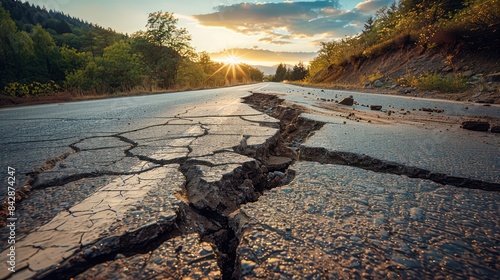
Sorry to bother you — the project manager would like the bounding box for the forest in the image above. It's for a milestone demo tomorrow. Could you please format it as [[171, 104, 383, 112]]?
[[0, 0, 264, 97], [309, 0, 500, 82]]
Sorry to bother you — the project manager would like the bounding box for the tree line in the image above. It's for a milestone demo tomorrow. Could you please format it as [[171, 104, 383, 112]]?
[[0, 0, 264, 97], [271, 62, 309, 82]]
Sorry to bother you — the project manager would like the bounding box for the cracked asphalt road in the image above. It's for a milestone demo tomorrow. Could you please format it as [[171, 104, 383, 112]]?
[[0, 83, 499, 279], [0, 84, 266, 194], [0, 84, 275, 279]]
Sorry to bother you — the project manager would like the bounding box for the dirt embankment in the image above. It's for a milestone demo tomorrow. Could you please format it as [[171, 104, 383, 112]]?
[[312, 46, 500, 104]]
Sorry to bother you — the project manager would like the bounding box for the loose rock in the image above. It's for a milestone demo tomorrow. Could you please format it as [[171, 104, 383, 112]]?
[[461, 121, 490, 132], [374, 80, 383, 87], [339, 96, 354, 106]]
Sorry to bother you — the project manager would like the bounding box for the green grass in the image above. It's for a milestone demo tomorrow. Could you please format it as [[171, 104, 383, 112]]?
[[412, 72, 467, 92]]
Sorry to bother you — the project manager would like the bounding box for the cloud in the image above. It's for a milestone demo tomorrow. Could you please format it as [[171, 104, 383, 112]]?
[[193, 1, 370, 44], [355, 0, 394, 13], [259, 33, 293, 45], [259, 37, 292, 45]]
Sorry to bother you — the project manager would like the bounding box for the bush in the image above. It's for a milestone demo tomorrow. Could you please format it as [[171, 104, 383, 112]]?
[[363, 33, 415, 58], [412, 72, 467, 92], [2, 81, 61, 97]]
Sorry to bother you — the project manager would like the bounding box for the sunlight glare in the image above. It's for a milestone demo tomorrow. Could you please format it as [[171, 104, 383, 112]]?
[[205, 50, 248, 86], [223, 54, 242, 66]]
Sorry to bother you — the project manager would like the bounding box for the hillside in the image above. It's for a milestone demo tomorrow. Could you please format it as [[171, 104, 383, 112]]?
[[0, 0, 122, 50], [1, 0, 88, 29], [313, 45, 500, 103], [309, 0, 500, 104]]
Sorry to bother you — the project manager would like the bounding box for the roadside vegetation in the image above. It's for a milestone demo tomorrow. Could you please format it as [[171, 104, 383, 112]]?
[[308, 0, 500, 93], [402, 71, 468, 92], [269, 62, 309, 82], [0, 0, 264, 100]]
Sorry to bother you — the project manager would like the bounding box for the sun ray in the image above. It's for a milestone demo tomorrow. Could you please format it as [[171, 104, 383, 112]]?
[[204, 49, 250, 85], [223, 54, 242, 66]]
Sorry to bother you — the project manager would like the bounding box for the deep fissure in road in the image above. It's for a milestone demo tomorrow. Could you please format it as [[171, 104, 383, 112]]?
[[1, 97, 319, 279], [28, 102, 309, 279]]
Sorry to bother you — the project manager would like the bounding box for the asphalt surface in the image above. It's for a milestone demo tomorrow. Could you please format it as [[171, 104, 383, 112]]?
[[0, 82, 498, 279], [0, 84, 266, 198]]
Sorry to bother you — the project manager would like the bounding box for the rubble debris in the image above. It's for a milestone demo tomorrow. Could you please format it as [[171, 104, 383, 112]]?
[[338, 95, 354, 106], [461, 121, 490, 132]]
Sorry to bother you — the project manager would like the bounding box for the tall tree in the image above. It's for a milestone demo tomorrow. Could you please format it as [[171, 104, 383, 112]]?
[[30, 24, 64, 82], [273, 63, 288, 82], [141, 11, 193, 88], [363, 16, 374, 33], [198, 51, 212, 73]]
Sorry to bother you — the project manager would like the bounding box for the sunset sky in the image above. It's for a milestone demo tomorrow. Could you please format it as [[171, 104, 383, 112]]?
[[27, 0, 394, 66]]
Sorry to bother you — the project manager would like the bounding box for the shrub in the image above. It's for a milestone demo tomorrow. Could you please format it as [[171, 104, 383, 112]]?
[[368, 71, 384, 83], [362, 33, 414, 58], [2, 81, 61, 97], [412, 72, 467, 92]]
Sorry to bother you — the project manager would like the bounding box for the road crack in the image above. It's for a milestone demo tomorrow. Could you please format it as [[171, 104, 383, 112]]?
[[244, 92, 499, 192]]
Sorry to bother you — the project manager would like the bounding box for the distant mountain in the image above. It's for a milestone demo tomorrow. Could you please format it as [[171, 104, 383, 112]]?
[[252, 64, 295, 75]]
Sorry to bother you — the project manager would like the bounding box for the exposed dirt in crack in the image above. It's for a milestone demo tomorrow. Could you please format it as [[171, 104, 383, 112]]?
[[178, 155, 296, 279], [170, 92, 325, 280], [242, 92, 325, 159]]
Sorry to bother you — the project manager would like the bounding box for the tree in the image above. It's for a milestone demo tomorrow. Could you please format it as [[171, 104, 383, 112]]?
[[131, 32, 181, 89], [64, 60, 102, 93], [176, 59, 205, 88], [198, 51, 212, 73], [273, 63, 288, 82], [81, 27, 123, 58], [141, 11, 193, 88], [0, 4, 20, 88], [65, 41, 144, 93], [30, 24, 64, 83], [144, 11, 191, 52], [100, 40, 144, 92], [363, 16, 374, 33], [290, 62, 308, 81], [246, 65, 264, 82], [9, 31, 34, 83], [59, 45, 88, 74]]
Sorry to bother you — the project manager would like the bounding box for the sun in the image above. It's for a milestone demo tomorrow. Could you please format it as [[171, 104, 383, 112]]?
[[205, 50, 249, 85], [222, 54, 242, 66]]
